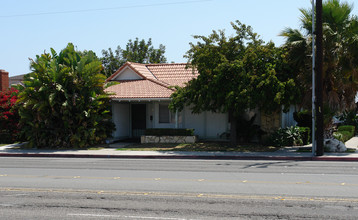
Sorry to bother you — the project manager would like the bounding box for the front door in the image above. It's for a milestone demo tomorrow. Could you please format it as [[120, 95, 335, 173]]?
[[131, 104, 146, 138]]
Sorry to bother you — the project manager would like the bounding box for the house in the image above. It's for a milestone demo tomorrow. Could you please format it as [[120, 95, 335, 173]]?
[[0, 65, 296, 141], [105, 62, 231, 140], [9, 74, 26, 87], [105, 62, 297, 140]]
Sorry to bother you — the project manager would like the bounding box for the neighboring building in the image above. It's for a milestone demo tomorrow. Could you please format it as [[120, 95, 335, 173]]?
[[0, 69, 9, 92], [9, 74, 26, 87], [0, 70, 26, 91]]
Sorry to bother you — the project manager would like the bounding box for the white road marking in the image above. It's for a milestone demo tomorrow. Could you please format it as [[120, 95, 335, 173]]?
[[67, 213, 197, 219], [3, 194, 28, 197]]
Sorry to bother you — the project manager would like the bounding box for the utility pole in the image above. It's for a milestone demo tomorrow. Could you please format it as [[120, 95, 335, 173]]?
[[311, 0, 316, 156], [315, 0, 324, 156]]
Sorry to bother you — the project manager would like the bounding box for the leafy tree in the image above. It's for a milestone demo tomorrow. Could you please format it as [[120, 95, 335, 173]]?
[[280, 0, 358, 114], [169, 21, 300, 146], [101, 47, 122, 78], [18, 43, 114, 148], [0, 87, 20, 143], [101, 38, 167, 77]]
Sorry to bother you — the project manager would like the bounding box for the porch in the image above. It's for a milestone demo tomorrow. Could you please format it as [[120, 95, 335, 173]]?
[[111, 100, 229, 140]]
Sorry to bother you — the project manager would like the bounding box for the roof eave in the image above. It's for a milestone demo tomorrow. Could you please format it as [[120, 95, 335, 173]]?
[[111, 97, 172, 102]]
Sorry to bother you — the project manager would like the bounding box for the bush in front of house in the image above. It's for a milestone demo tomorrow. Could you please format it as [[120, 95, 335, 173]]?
[[337, 110, 358, 129], [298, 126, 311, 145], [293, 110, 311, 128], [144, 128, 194, 136], [17, 43, 115, 149], [337, 125, 355, 134], [268, 126, 310, 147], [236, 114, 264, 143], [0, 87, 20, 144], [333, 125, 355, 143]]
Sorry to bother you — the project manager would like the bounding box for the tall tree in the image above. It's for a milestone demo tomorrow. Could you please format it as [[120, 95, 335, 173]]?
[[101, 38, 167, 77], [169, 21, 300, 146], [18, 43, 114, 148], [281, 0, 358, 118]]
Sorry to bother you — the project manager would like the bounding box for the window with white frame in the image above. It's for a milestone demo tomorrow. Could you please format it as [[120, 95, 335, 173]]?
[[159, 104, 170, 123], [158, 104, 180, 124]]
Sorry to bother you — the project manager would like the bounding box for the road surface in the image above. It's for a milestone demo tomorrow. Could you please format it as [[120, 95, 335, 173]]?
[[0, 157, 358, 219]]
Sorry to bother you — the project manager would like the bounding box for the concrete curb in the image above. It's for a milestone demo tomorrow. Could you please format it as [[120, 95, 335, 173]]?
[[0, 153, 358, 161]]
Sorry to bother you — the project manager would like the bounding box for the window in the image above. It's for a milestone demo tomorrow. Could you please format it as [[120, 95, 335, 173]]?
[[159, 103, 181, 124], [159, 104, 170, 123]]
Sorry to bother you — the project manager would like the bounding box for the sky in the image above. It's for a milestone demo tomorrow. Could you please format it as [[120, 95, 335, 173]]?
[[1, 0, 357, 77]]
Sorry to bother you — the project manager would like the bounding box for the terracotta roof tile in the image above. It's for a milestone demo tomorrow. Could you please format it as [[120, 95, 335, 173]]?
[[146, 63, 198, 87], [128, 62, 157, 81], [106, 80, 173, 99], [105, 62, 198, 100]]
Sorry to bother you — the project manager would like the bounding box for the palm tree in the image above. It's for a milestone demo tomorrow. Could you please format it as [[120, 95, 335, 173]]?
[[281, 0, 358, 113]]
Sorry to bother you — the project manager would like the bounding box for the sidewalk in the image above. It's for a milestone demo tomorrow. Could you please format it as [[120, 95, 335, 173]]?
[[0, 138, 357, 161]]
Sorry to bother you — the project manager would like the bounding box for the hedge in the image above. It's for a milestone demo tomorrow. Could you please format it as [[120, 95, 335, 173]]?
[[337, 125, 355, 134], [144, 128, 194, 136], [333, 125, 355, 143]]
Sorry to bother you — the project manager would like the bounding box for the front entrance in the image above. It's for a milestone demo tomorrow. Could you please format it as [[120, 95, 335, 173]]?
[[131, 104, 146, 138]]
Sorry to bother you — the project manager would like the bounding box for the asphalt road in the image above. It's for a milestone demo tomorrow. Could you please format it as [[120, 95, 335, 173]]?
[[1, 157, 358, 219]]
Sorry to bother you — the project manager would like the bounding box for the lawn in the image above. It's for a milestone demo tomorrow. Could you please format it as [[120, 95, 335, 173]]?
[[10, 142, 105, 150], [116, 142, 280, 152]]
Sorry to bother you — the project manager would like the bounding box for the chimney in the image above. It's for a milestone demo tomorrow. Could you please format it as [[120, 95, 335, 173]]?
[[0, 69, 9, 92]]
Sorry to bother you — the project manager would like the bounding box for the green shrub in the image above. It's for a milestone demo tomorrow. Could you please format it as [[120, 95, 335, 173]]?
[[145, 128, 194, 136], [0, 133, 13, 144], [298, 127, 311, 145], [293, 110, 311, 128], [337, 125, 355, 134], [268, 126, 305, 147], [333, 125, 355, 142], [337, 110, 358, 129], [333, 131, 351, 143], [236, 114, 264, 143]]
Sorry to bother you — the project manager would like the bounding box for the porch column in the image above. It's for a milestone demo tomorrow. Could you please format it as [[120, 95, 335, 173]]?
[[175, 109, 178, 128]]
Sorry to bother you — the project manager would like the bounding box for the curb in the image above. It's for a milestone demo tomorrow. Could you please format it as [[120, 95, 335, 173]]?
[[0, 153, 358, 161]]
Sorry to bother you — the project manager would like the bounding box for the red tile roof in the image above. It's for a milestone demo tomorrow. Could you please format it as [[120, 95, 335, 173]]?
[[105, 62, 198, 100], [129, 62, 157, 81], [106, 80, 174, 99], [146, 63, 198, 87]]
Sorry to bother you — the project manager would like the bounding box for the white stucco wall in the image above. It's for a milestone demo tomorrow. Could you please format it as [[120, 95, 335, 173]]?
[[182, 106, 228, 139], [182, 107, 205, 137], [111, 101, 228, 140], [205, 111, 228, 138], [112, 102, 130, 139], [146, 103, 154, 129], [281, 105, 297, 128], [114, 67, 142, 80]]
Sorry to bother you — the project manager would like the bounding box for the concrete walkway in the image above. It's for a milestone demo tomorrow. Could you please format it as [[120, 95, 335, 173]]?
[[0, 138, 358, 161]]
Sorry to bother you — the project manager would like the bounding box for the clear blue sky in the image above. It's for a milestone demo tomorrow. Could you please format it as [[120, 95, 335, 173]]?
[[1, 0, 357, 77]]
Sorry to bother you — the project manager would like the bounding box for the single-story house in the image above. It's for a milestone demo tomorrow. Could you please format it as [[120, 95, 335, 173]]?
[[105, 62, 296, 140], [0, 65, 296, 141]]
